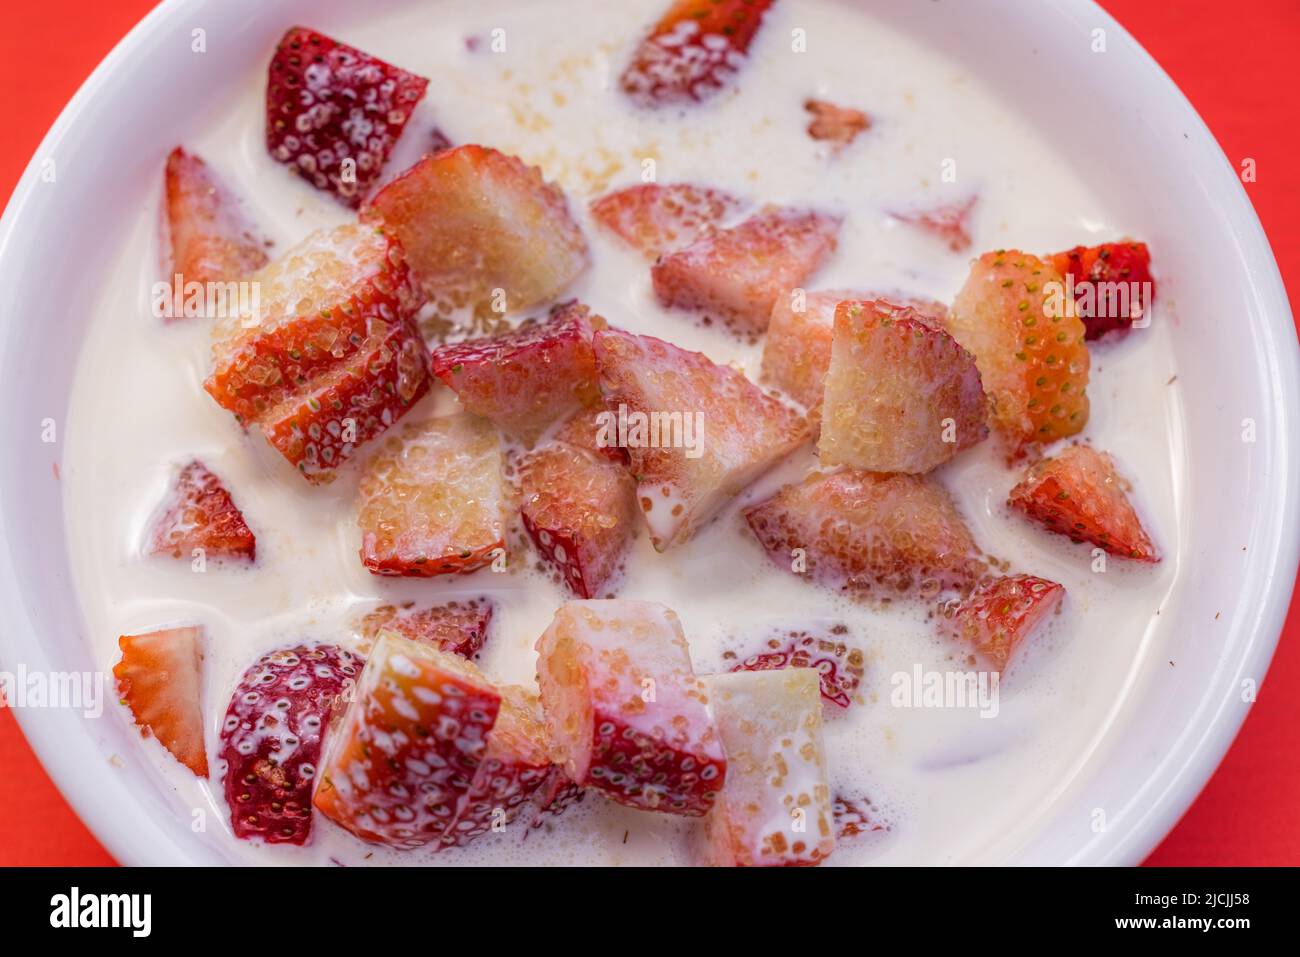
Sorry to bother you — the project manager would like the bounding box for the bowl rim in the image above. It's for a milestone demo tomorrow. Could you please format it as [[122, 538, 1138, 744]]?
[[0, 0, 1296, 867]]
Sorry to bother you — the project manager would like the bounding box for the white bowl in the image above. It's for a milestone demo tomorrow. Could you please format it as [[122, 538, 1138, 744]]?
[[1, 0, 1295, 866]]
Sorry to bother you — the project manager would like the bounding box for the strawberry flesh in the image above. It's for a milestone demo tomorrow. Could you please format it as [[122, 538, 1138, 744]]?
[[804, 99, 871, 149], [941, 574, 1065, 669], [730, 627, 865, 709], [114, 627, 208, 777], [352, 598, 494, 658], [149, 460, 256, 562], [1048, 241, 1155, 340], [892, 196, 977, 252], [590, 182, 745, 260]]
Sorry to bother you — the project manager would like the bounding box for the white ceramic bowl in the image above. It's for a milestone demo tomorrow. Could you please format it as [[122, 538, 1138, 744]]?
[[1, 0, 1295, 866]]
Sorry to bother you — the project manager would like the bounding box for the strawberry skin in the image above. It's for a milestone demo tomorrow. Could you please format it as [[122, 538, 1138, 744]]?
[[1048, 241, 1155, 340], [745, 470, 984, 599], [620, 0, 776, 106], [941, 574, 1064, 669], [593, 329, 808, 550], [149, 460, 256, 562], [730, 629, 865, 709], [535, 600, 727, 816], [1008, 444, 1158, 561], [357, 414, 507, 576], [804, 99, 871, 150], [352, 598, 494, 658], [892, 196, 977, 252], [219, 643, 361, 844], [114, 627, 207, 777], [834, 795, 888, 840], [589, 183, 746, 260], [819, 300, 988, 473], [266, 27, 428, 207], [163, 147, 267, 297], [651, 207, 841, 335], [430, 301, 606, 446]]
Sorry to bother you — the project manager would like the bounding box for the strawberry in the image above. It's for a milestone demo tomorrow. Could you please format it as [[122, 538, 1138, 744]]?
[[219, 643, 361, 844], [266, 26, 429, 207], [552, 407, 628, 464], [535, 599, 727, 816], [652, 207, 841, 335], [730, 628, 865, 709], [352, 598, 494, 658], [891, 196, 977, 252], [700, 668, 835, 867], [620, 0, 776, 106], [148, 460, 256, 563], [1008, 444, 1158, 561], [745, 469, 984, 599], [527, 768, 587, 832], [947, 250, 1090, 450], [364, 145, 589, 316], [258, 317, 432, 482], [519, 440, 638, 598], [313, 633, 501, 848], [163, 147, 267, 299], [940, 574, 1065, 669], [430, 301, 606, 446], [205, 223, 424, 427], [1048, 241, 1155, 340], [114, 627, 207, 777], [819, 300, 988, 473], [589, 183, 745, 260], [356, 414, 507, 576], [804, 98, 871, 150], [834, 795, 888, 839], [593, 329, 808, 550]]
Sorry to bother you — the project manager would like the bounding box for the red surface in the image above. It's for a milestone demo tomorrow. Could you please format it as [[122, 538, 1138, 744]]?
[[0, 0, 1296, 867]]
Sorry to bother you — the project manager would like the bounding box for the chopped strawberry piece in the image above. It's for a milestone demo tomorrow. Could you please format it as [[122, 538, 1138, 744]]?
[[948, 250, 1090, 450], [163, 147, 267, 299], [266, 26, 429, 207], [745, 470, 983, 599], [313, 634, 501, 848], [1048, 241, 1155, 339], [527, 768, 587, 832], [701, 668, 835, 867], [891, 196, 977, 252], [819, 300, 988, 473], [730, 628, 865, 709], [430, 301, 606, 445], [552, 407, 628, 463], [941, 574, 1065, 669], [804, 98, 871, 150], [364, 145, 589, 315], [149, 460, 256, 562], [620, 0, 776, 106], [356, 414, 507, 576], [652, 207, 841, 335], [114, 627, 207, 777], [219, 643, 361, 844], [352, 598, 494, 658], [258, 318, 432, 482], [520, 440, 638, 598], [834, 795, 888, 839], [1008, 444, 1158, 561], [593, 329, 808, 550], [589, 183, 745, 260], [535, 599, 726, 815]]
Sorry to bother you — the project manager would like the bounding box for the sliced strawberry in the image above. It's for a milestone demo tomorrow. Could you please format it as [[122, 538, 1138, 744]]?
[[941, 574, 1065, 669], [804, 98, 871, 150], [818, 300, 987, 473], [219, 643, 361, 844], [313, 634, 501, 848], [356, 414, 507, 576], [948, 250, 1090, 450], [352, 598, 494, 658], [730, 628, 865, 709], [700, 668, 835, 867], [114, 627, 207, 777], [892, 196, 977, 252], [834, 794, 888, 839], [364, 145, 589, 315], [535, 599, 726, 816], [552, 407, 628, 463], [527, 768, 587, 832], [589, 183, 745, 260], [149, 460, 256, 562], [163, 147, 267, 299], [620, 0, 776, 106], [258, 317, 432, 482], [593, 329, 808, 550], [652, 207, 841, 335], [430, 301, 605, 445], [745, 469, 983, 599], [1048, 241, 1155, 339], [1008, 444, 1158, 561], [266, 26, 428, 207]]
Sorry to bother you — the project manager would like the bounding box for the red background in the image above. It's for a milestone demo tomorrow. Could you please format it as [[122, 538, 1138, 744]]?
[[0, 0, 1296, 867]]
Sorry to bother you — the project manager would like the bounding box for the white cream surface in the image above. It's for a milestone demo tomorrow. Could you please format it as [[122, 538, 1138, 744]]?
[[62, 0, 1184, 865]]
